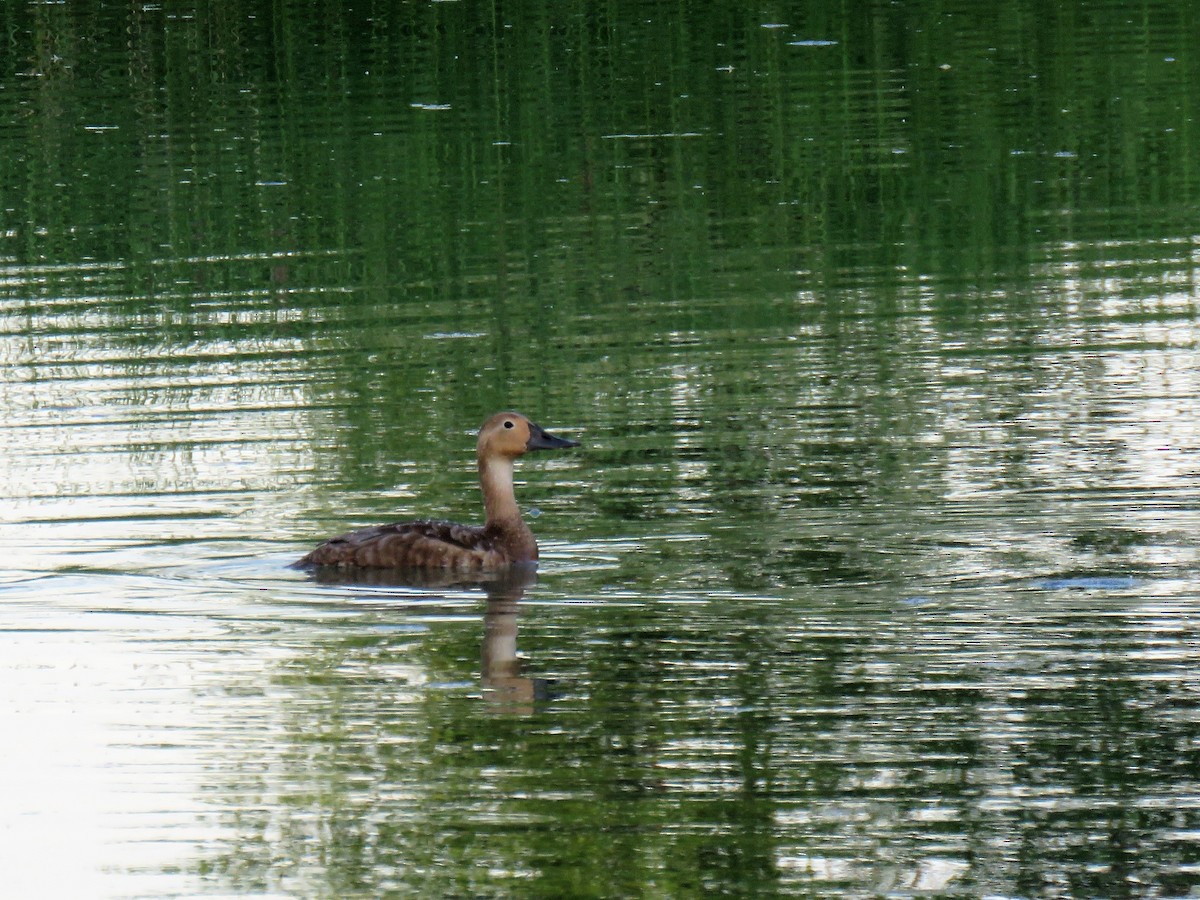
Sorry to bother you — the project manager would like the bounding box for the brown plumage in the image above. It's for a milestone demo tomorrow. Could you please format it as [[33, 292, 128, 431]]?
[[295, 412, 579, 571]]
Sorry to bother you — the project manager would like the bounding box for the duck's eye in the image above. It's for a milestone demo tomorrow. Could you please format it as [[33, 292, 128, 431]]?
[[504, 420, 514, 429]]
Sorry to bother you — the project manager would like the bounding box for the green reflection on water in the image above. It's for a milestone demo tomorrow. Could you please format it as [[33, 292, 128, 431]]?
[[2, 0, 1200, 897], [4, 0, 1198, 289]]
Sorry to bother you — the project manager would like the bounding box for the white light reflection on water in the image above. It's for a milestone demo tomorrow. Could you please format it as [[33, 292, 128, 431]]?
[[0, 600, 245, 897], [0, 568, 436, 898]]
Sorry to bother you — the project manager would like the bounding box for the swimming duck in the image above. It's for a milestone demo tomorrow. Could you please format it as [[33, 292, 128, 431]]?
[[295, 412, 579, 571]]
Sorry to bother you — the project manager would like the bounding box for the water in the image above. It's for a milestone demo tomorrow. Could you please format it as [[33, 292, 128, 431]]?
[[3, 1, 1200, 896]]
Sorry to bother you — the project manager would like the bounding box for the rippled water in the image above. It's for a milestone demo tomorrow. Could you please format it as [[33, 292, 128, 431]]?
[[4, 1, 1200, 897]]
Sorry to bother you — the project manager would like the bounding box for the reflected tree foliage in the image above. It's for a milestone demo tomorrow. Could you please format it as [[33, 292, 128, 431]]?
[[2, 0, 1199, 896]]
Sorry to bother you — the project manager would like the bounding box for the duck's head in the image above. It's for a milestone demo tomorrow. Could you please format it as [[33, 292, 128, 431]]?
[[477, 411, 580, 459]]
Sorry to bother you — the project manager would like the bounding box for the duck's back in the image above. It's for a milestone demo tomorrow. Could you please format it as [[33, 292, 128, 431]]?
[[296, 519, 525, 570]]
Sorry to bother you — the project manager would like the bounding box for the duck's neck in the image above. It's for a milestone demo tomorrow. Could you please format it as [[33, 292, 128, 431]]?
[[478, 455, 538, 562], [479, 455, 521, 525]]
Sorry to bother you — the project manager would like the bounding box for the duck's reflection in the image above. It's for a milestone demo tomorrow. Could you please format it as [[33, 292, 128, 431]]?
[[304, 563, 545, 714], [479, 566, 549, 714]]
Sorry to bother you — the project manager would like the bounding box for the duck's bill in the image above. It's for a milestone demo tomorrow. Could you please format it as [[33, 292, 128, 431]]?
[[526, 423, 581, 451]]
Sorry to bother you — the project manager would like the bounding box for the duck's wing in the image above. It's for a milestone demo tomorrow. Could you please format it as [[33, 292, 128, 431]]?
[[295, 519, 501, 570]]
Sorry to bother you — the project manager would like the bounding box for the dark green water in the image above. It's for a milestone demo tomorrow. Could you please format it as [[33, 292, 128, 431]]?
[[3, 1, 1200, 897]]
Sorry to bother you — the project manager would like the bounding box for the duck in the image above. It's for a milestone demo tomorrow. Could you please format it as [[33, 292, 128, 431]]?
[[295, 412, 579, 571]]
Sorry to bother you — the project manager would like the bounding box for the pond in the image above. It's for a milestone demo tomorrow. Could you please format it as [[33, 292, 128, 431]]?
[[2, 1, 1200, 897]]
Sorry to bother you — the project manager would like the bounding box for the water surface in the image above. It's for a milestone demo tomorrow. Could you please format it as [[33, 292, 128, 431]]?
[[2, 1, 1200, 897]]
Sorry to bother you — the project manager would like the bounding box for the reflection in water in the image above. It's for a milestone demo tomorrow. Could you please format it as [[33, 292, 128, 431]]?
[[3, 0, 1200, 896], [303, 562, 536, 592], [304, 563, 545, 713], [479, 568, 548, 715]]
